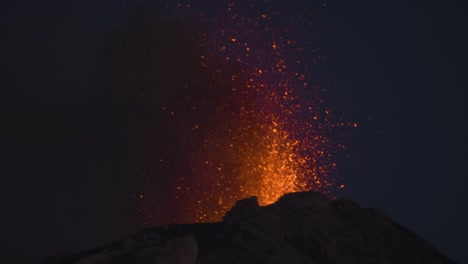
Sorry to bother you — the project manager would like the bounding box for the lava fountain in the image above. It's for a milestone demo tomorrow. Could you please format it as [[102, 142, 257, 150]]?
[[131, 1, 351, 225]]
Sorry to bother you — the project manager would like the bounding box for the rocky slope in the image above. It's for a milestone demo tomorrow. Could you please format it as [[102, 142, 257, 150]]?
[[48, 191, 456, 264]]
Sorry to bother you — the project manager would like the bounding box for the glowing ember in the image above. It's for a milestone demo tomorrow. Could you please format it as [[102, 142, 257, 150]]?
[[132, 1, 352, 225]]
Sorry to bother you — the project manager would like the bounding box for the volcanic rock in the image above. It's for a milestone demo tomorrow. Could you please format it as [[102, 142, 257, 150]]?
[[48, 191, 456, 264]]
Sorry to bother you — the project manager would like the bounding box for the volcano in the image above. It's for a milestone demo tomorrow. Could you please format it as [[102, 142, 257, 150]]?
[[46, 191, 455, 264]]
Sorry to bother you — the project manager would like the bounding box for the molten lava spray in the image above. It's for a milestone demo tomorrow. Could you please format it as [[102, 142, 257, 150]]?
[[132, 1, 352, 225]]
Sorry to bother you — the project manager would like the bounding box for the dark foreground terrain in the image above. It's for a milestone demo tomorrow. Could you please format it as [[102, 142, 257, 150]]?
[[46, 191, 456, 264]]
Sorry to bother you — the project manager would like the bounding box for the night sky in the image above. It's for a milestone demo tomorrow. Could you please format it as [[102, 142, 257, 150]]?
[[2, 0, 466, 263]]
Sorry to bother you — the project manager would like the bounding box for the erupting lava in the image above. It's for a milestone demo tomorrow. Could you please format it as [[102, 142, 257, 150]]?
[[132, 1, 352, 225]]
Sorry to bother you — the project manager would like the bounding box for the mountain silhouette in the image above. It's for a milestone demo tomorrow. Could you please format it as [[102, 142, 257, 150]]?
[[46, 191, 456, 264]]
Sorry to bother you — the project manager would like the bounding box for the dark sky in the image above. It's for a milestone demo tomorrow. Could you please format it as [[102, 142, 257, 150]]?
[[1, 1, 466, 263], [327, 2, 466, 263]]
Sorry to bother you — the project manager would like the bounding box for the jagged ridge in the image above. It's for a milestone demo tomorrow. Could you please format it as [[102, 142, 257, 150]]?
[[48, 191, 456, 264]]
